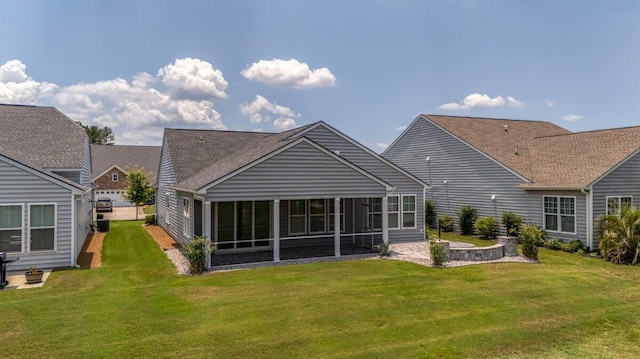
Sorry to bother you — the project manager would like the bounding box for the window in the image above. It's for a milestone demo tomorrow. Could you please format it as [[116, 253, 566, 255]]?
[[165, 194, 170, 223], [308, 199, 326, 233], [289, 200, 306, 235], [402, 195, 417, 228], [237, 201, 253, 248], [183, 198, 190, 236], [329, 199, 345, 233], [367, 198, 382, 231], [30, 204, 55, 251], [387, 196, 399, 229], [112, 173, 118, 182], [607, 196, 633, 215], [543, 196, 575, 233], [0, 205, 22, 253]]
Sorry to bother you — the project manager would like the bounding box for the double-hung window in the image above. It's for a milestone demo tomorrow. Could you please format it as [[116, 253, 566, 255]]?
[[30, 204, 55, 251], [308, 199, 326, 233], [183, 198, 190, 236], [607, 196, 632, 216], [387, 196, 399, 229], [368, 198, 382, 231], [402, 195, 417, 229], [0, 205, 22, 252], [289, 200, 306, 235], [328, 199, 345, 233], [165, 194, 171, 223], [543, 196, 575, 233]]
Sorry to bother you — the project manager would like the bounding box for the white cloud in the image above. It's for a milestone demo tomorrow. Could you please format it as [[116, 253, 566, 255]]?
[[376, 143, 389, 149], [273, 117, 298, 131], [562, 114, 583, 122], [439, 93, 523, 110], [546, 100, 555, 107], [0, 59, 229, 145], [395, 125, 407, 131], [240, 95, 301, 131], [241, 58, 336, 89]]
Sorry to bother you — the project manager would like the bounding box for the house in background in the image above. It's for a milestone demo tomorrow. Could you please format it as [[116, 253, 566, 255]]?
[[0, 104, 93, 271], [157, 122, 428, 266], [384, 114, 640, 250], [91, 145, 162, 207]]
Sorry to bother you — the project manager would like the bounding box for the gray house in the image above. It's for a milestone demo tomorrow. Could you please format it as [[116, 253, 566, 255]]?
[[157, 122, 428, 266], [0, 104, 93, 270], [384, 114, 640, 250]]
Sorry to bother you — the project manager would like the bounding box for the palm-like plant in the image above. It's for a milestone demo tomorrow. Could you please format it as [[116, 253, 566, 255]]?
[[598, 205, 640, 265]]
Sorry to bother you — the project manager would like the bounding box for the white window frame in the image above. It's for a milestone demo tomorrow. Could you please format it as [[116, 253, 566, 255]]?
[[606, 196, 633, 216], [543, 196, 576, 235], [183, 198, 190, 237], [165, 194, 170, 224], [0, 204, 24, 253], [387, 195, 400, 230], [289, 200, 307, 235], [112, 173, 118, 182], [328, 199, 345, 233], [308, 199, 326, 234], [28, 203, 57, 252], [367, 198, 382, 231], [401, 195, 417, 229]]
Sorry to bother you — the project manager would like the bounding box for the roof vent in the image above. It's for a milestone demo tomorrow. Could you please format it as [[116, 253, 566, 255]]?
[[199, 134, 204, 143], [515, 147, 518, 155], [504, 124, 508, 132]]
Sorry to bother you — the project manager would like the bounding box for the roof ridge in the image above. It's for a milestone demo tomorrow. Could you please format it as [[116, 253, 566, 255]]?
[[534, 124, 640, 139], [424, 113, 552, 124]]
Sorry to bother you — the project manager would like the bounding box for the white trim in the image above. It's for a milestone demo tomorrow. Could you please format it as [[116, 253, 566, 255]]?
[[165, 193, 171, 224], [401, 194, 417, 229], [196, 137, 393, 193], [605, 195, 633, 215], [27, 203, 57, 252], [288, 199, 307, 235], [586, 188, 593, 250], [387, 195, 400, 230], [0, 203, 24, 253], [71, 195, 76, 267], [308, 198, 326, 234], [182, 197, 190, 237], [542, 195, 577, 235], [112, 173, 119, 182], [293, 122, 430, 189], [0, 154, 84, 194], [92, 164, 127, 182]]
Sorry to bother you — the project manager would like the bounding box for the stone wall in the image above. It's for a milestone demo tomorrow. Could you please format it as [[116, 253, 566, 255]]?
[[445, 236, 518, 261]]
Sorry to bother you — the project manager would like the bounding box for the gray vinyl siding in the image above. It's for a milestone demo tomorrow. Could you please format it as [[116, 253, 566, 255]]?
[[0, 158, 74, 271], [206, 141, 387, 202], [524, 190, 587, 244], [303, 126, 425, 242], [156, 138, 183, 243], [81, 137, 92, 187], [591, 151, 640, 250], [52, 170, 81, 183], [384, 118, 532, 234], [172, 191, 194, 246], [74, 190, 93, 263]]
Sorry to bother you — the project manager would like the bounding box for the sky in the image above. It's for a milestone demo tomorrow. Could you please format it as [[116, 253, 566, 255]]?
[[0, 1, 638, 151]]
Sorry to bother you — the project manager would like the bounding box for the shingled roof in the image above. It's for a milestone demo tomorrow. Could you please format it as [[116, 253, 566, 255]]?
[[422, 114, 640, 189], [91, 144, 162, 184]]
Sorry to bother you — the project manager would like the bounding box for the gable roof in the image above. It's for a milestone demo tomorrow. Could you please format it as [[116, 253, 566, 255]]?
[[418, 114, 640, 189], [91, 144, 162, 183], [0, 104, 88, 170]]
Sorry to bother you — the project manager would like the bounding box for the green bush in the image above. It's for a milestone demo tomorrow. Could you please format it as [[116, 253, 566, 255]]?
[[501, 211, 524, 236], [183, 236, 212, 275], [475, 216, 499, 239], [144, 214, 156, 225], [545, 237, 564, 250], [598, 206, 640, 265], [377, 241, 390, 257], [425, 199, 437, 229], [457, 206, 477, 235], [439, 215, 454, 232], [562, 239, 585, 253], [519, 224, 545, 260], [429, 240, 447, 266]]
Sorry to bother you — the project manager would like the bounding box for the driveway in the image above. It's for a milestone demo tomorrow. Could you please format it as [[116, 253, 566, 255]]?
[[95, 207, 147, 220]]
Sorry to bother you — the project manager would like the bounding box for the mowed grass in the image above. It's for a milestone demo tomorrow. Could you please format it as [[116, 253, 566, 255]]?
[[1, 221, 640, 358], [429, 229, 498, 247]]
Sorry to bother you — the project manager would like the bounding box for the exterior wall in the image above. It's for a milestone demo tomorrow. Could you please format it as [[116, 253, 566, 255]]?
[[81, 137, 92, 187], [384, 118, 532, 234], [206, 141, 387, 202], [303, 125, 425, 242], [523, 190, 588, 244], [52, 170, 81, 183], [0, 158, 74, 271], [591, 151, 640, 249], [94, 167, 128, 190], [156, 138, 179, 242], [75, 189, 93, 264], [172, 191, 194, 246]]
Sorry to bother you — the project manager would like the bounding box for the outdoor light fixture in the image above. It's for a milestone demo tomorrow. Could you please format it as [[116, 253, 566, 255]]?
[[491, 195, 496, 201], [426, 157, 430, 162], [443, 180, 447, 184]]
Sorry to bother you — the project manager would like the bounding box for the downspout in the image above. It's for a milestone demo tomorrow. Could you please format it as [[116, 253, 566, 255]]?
[[581, 188, 592, 250], [70, 194, 76, 267]]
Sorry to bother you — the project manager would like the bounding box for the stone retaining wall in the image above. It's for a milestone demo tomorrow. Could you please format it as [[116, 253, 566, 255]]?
[[444, 236, 519, 262]]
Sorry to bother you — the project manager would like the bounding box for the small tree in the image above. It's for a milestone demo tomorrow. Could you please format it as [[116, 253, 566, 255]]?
[[501, 211, 524, 236], [122, 166, 154, 220], [425, 199, 437, 229], [519, 224, 546, 260], [440, 215, 454, 232], [475, 217, 499, 239], [457, 206, 477, 235]]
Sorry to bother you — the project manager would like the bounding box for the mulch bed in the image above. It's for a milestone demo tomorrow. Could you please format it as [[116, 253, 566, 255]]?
[[143, 224, 181, 251], [77, 232, 106, 269]]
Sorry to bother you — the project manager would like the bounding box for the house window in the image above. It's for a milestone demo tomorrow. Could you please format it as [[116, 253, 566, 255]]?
[[387, 196, 399, 229], [308, 199, 326, 234], [329, 199, 345, 233], [289, 200, 306, 235], [29, 204, 55, 251], [402, 195, 417, 228], [165, 194, 170, 224], [112, 173, 118, 182], [543, 196, 575, 233], [367, 198, 382, 231], [183, 198, 190, 236], [607, 196, 633, 216], [0, 205, 22, 253]]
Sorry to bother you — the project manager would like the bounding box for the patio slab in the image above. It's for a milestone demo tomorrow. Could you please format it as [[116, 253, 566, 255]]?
[[3, 269, 52, 290]]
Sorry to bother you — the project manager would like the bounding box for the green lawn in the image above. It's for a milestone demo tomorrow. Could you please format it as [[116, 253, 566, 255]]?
[[428, 229, 498, 247], [1, 221, 640, 358], [143, 204, 155, 215]]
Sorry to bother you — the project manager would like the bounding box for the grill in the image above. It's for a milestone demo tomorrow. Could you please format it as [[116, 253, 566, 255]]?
[[0, 252, 18, 290]]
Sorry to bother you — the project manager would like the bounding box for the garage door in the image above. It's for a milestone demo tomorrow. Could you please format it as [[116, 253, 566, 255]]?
[[94, 190, 135, 207]]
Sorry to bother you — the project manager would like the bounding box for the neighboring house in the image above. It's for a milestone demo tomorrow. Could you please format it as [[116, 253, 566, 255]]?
[[157, 122, 428, 266], [384, 114, 640, 250], [0, 104, 93, 271], [91, 145, 162, 207]]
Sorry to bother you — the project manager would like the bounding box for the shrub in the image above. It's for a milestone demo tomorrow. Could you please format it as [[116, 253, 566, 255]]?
[[475, 217, 499, 239], [598, 206, 640, 265], [439, 215, 454, 233], [457, 206, 477, 235], [519, 224, 545, 260], [562, 239, 585, 253], [377, 241, 391, 257], [545, 237, 564, 250], [429, 240, 447, 266], [425, 199, 437, 229], [501, 211, 524, 236], [183, 236, 212, 275], [144, 214, 156, 225]]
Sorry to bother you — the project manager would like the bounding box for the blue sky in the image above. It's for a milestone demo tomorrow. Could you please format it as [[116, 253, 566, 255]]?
[[1, 1, 638, 150]]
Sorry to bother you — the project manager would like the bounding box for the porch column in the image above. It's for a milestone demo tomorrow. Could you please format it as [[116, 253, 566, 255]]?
[[335, 198, 341, 257], [273, 199, 280, 262], [204, 201, 212, 269], [382, 196, 389, 244]]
